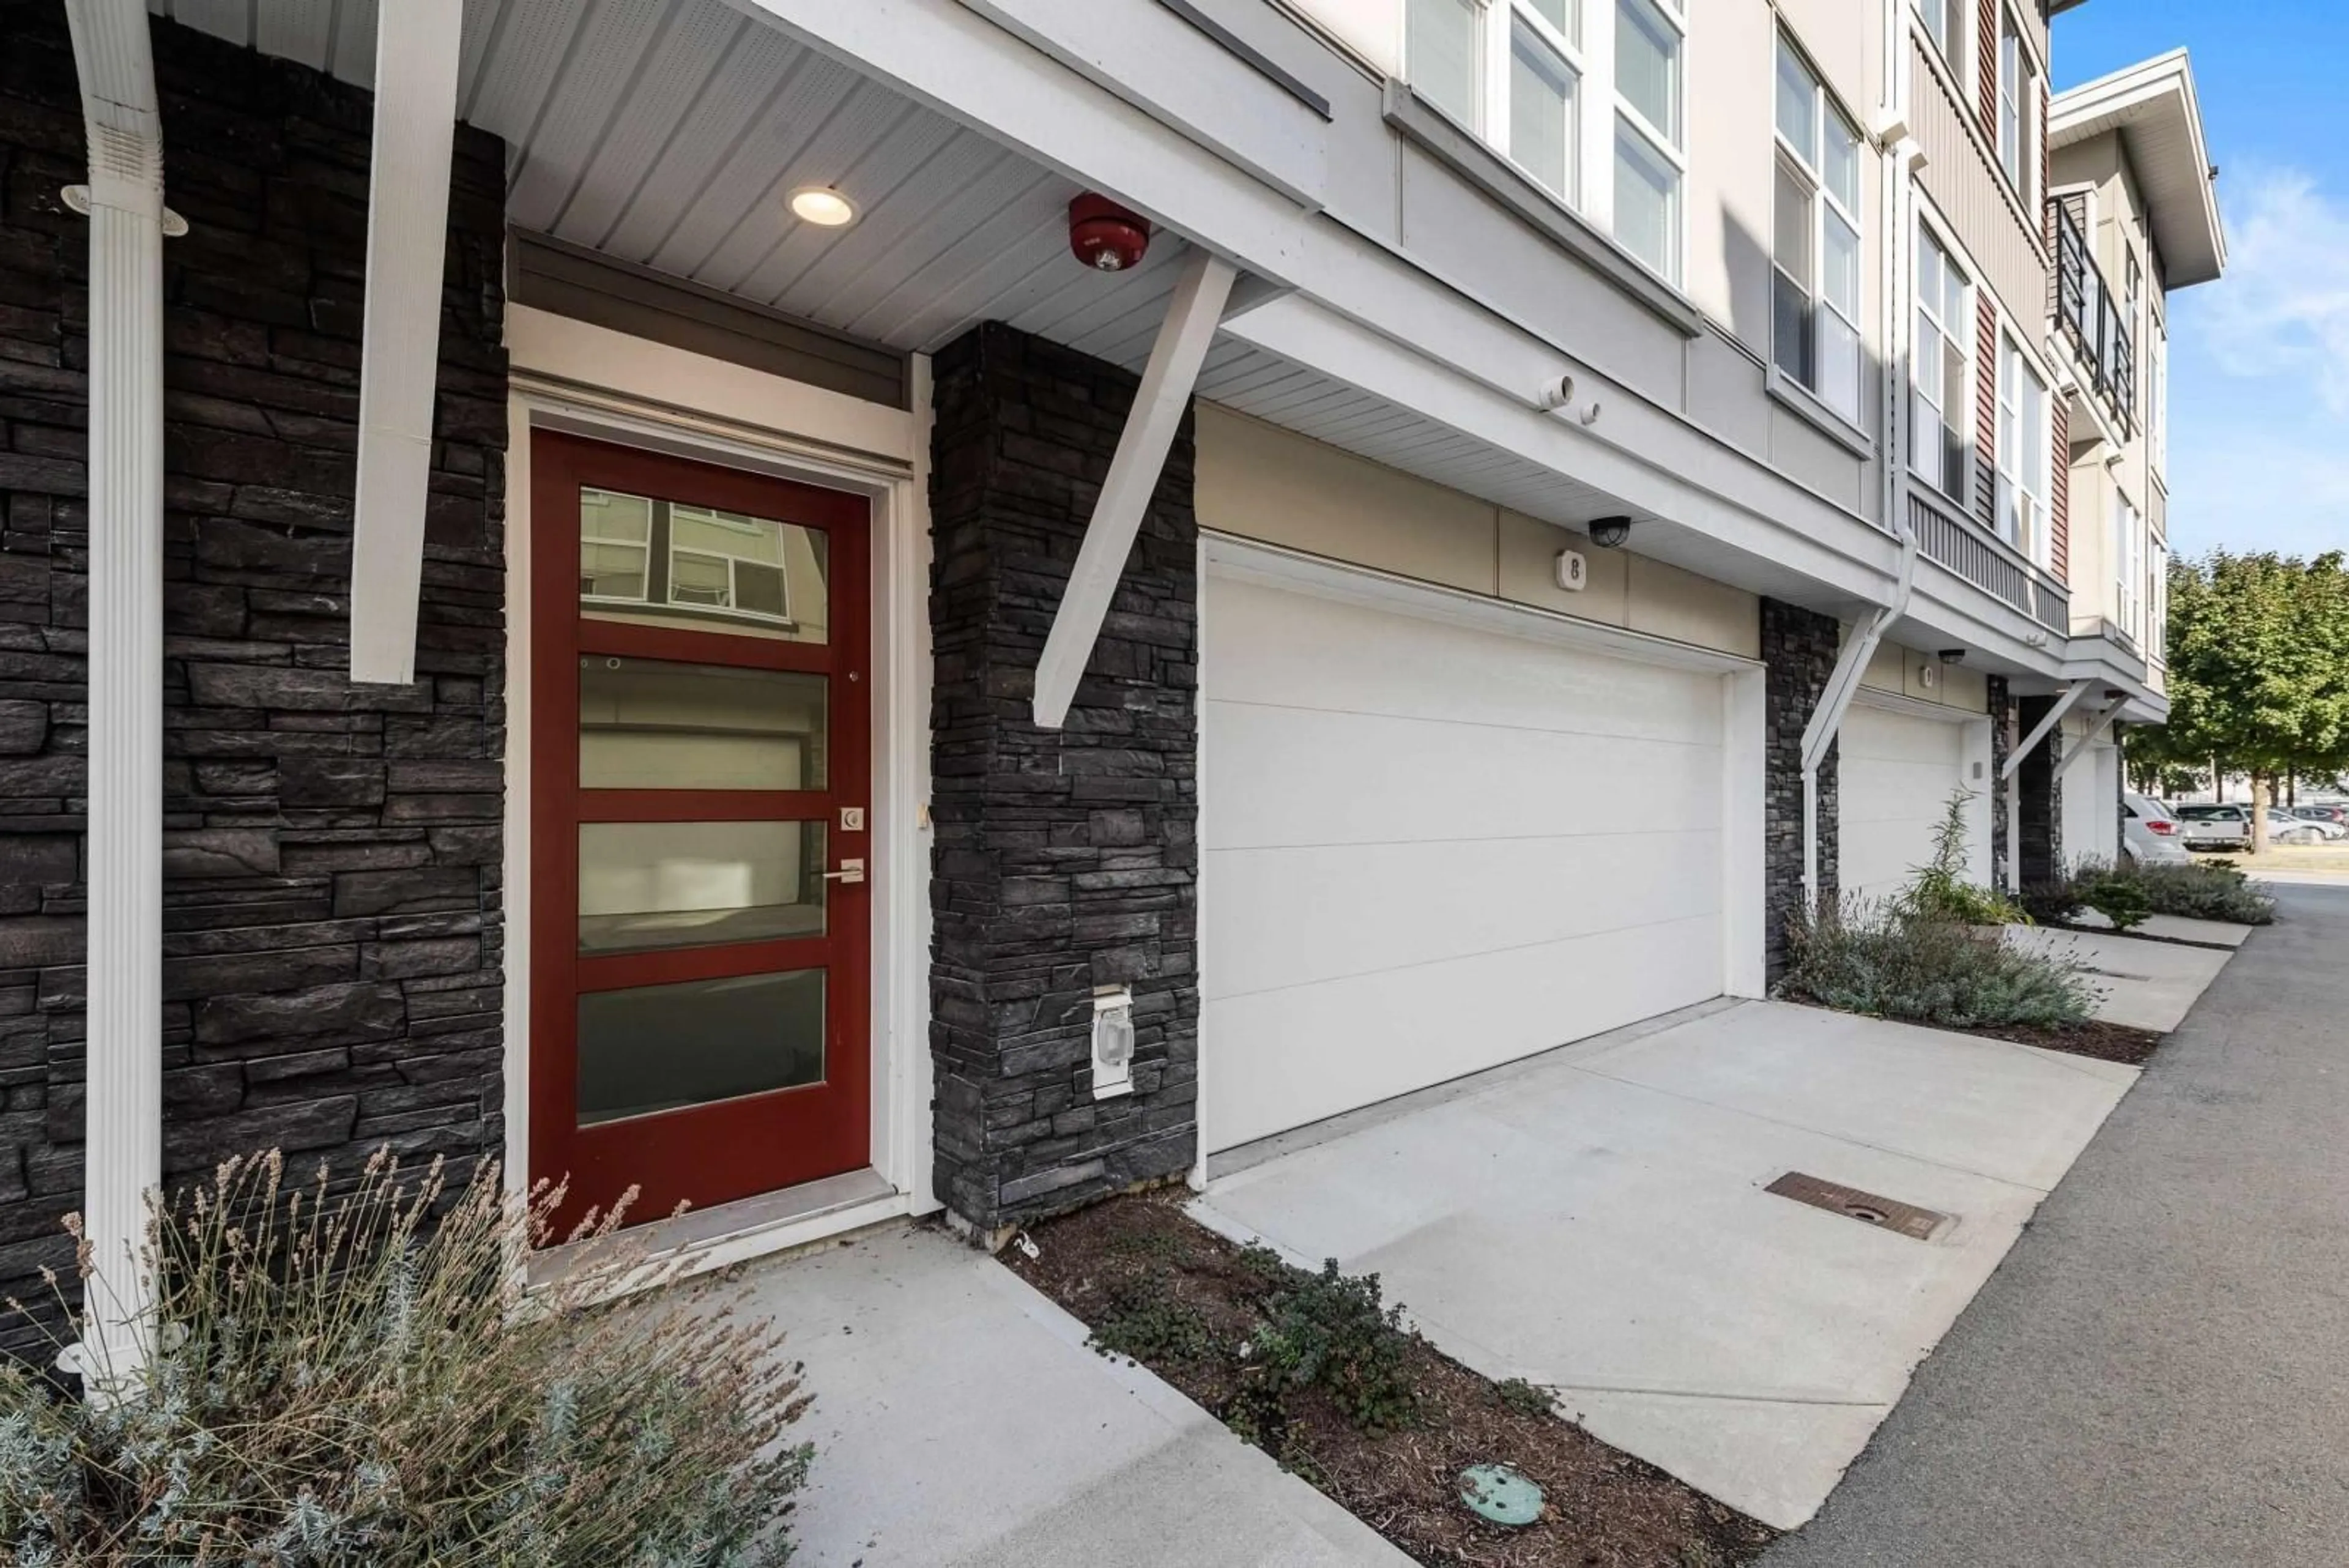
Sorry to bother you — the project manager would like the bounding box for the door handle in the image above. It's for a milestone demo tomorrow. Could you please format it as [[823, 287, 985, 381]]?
[[822, 858, 867, 885]]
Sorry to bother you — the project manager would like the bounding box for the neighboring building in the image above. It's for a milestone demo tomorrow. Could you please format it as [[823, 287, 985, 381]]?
[[2047, 47, 2225, 861], [0, 0, 2222, 1364]]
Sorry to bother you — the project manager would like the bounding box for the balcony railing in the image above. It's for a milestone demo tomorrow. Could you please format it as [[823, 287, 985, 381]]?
[[1909, 488, 2070, 635], [2052, 198, 2135, 436]]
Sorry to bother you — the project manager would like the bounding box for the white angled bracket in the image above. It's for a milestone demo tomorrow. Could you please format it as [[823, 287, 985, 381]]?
[[1031, 245, 1238, 729], [2002, 678, 2096, 781], [348, 0, 464, 685], [2055, 697, 2126, 779]]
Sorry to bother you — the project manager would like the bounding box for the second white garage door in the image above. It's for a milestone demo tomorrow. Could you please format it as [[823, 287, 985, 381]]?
[[1837, 703, 1973, 907], [1201, 565, 1743, 1155]]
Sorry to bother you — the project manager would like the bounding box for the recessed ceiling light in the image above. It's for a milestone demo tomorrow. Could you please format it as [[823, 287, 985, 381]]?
[[789, 187, 856, 228]]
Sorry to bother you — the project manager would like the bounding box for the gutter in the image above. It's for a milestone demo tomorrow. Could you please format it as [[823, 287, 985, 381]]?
[[61, 0, 171, 1396]]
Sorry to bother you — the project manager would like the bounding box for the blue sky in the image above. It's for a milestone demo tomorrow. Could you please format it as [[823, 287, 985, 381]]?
[[2052, 0, 2349, 561]]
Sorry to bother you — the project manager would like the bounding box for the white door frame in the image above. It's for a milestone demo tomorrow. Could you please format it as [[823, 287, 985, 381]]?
[[1189, 533, 1767, 1183], [1845, 686, 1997, 888], [502, 307, 937, 1276]]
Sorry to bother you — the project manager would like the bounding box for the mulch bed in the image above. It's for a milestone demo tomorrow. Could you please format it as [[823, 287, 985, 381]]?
[[1945, 1016, 2164, 1065], [1009, 1190, 1776, 1568], [1775, 995, 2165, 1066]]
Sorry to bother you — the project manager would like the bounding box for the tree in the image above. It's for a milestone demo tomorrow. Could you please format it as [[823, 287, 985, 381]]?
[[2139, 551, 2349, 853]]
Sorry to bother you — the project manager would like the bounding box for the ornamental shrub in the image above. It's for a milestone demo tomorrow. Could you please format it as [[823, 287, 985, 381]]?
[[0, 1151, 813, 1567], [1781, 896, 2097, 1030]]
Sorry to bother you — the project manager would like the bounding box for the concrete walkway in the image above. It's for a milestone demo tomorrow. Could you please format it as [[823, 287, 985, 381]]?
[[1190, 999, 2137, 1529], [743, 1224, 1408, 1567], [1765, 883, 2349, 1567]]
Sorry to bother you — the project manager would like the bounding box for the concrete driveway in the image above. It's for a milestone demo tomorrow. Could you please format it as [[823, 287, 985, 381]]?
[[1189, 999, 2137, 1530], [744, 1225, 1408, 1567], [2002, 925, 2233, 1030]]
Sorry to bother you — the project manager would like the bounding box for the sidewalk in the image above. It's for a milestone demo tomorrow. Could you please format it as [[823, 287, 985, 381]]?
[[741, 1223, 1408, 1567], [1763, 882, 2349, 1567]]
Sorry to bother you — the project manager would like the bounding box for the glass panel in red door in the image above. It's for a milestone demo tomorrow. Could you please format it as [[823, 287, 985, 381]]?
[[530, 433, 870, 1235]]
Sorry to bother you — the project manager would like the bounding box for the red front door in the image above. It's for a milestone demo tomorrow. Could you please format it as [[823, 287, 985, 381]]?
[[529, 431, 870, 1233]]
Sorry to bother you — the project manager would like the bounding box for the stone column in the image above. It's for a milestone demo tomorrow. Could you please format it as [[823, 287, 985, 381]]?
[[1761, 599, 1841, 980], [927, 322, 1199, 1242], [1987, 675, 2014, 891], [2016, 693, 2065, 886]]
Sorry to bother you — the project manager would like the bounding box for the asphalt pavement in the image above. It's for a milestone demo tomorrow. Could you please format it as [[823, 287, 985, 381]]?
[[1762, 880, 2349, 1567]]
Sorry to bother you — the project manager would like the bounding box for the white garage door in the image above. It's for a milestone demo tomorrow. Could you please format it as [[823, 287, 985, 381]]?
[[1838, 704, 1968, 907], [1201, 570, 1734, 1154]]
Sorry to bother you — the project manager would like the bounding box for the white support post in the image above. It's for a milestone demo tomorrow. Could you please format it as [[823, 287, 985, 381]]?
[[1799, 527, 1918, 899], [1031, 247, 1236, 729], [2055, 699, 2124, 779], [64, 0, 166, 1395], [2003, 678, 2095, 781], [347, 0, 464, 685]]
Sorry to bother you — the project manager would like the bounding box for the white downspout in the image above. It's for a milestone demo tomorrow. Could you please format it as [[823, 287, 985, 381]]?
[[1800, 1, 1921, 910], [62, 0, 169, 1393]]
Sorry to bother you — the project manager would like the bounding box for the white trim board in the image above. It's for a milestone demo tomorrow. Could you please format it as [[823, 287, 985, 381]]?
[[501, 312, 939, 1258]]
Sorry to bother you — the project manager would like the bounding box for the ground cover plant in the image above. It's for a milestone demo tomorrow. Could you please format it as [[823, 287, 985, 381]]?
[[0, 1151, 813, 1566], [1012, 1192, 1775, 1568], [1780, 896, 2096, 1031], [2027, 857, 2277, 929], [1774, 792, 2169, 1059]]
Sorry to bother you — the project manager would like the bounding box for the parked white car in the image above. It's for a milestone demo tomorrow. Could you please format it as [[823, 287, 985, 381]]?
[[2121, 793, 2193, 866], [2172, 803, 2252, 850], [2266, 809, 2328, 845], [2285, 805, 2349, 840]]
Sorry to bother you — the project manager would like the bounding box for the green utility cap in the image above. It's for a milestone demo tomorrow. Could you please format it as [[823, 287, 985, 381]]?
[[1458, 1463, 1544, 1526]]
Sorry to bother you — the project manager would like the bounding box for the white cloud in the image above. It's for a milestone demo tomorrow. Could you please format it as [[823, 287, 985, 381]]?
[[2195, 165, 2349, 414]]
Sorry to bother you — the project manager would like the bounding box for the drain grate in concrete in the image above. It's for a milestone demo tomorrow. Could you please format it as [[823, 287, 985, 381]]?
[[1765, 1172, 1951, 1241]]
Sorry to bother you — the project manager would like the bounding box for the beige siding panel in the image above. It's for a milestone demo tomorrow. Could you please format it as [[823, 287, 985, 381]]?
[[1195, 403, 1496, 592], [1625, 555, 1761, 658], [1684, 0, 1776, 346], [1200, 406, 1758, 661], [1497, 510, 1632, 625], [1863, 640, 1989, 712], [1860, 638, 1906, 694], [1285, 0, 1400, 76], [1910, 37, 2044, 332]]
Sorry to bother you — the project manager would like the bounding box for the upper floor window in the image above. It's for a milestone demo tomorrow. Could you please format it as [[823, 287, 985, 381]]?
[[1613, 0, 1685, 283], [1912, 225, 1972, 506], [2113, 496, 2143, 643], [1995, 9, 2035, 201], [1916, 0, 1965, 78], [1995, 332, 2049, 564], [1410, 0, 1485, 127], [1405, 0, 1683, 284], [1772, 37, 1863, 424]]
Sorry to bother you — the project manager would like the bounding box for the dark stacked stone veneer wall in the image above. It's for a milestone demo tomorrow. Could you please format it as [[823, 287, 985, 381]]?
[[1987, 675, 2013, 890], [1761, 598, 1841, 979], [2016, 693, 2065, 886], [927, 322, 1198, 1238], [0, 6, 508, 1357]]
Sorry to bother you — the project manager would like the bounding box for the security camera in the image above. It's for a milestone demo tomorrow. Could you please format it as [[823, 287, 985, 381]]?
[[1937, 648, 1966, 664], [1587, 515, 1633, 549]]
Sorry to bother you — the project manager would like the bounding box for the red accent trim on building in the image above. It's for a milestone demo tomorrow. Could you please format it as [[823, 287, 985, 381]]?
[[1977, 0, 2000, 141], [2049, 396, 2071, 582], [1975, 294, 2000, 532]]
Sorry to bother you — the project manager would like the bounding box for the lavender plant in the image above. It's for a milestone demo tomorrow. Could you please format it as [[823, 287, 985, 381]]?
[[0, 1151, 812, 1566]]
